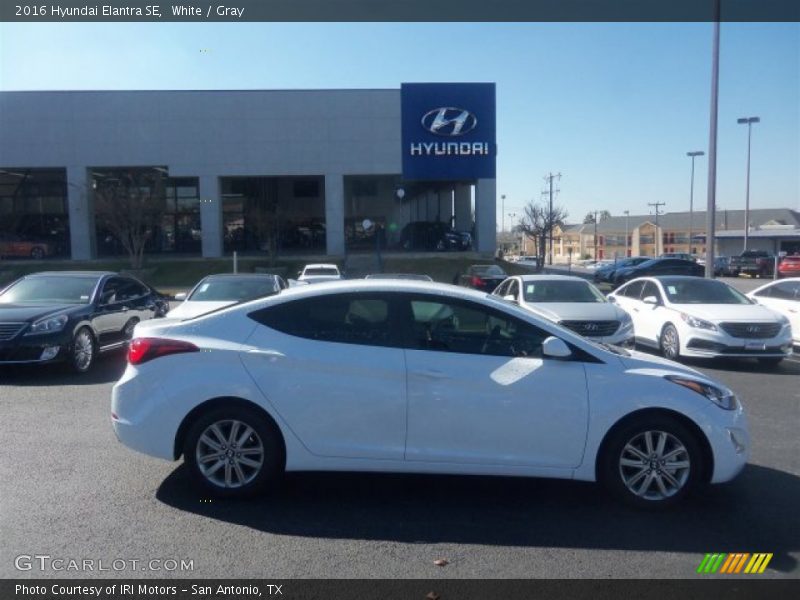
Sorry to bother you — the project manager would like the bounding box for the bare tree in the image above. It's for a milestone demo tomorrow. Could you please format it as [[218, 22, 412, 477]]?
[[514, 201, 569, 269], [583, 210, 612, 224], [94, 168, 167, 270]]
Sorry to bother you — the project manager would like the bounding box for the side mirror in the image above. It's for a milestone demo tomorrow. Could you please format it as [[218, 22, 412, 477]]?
[[642, 295, 659, 306], [174, 292, 187, 301], [542, 336, 572, 359], [503, 294, 517, 303], [607, 295, 616, 303]]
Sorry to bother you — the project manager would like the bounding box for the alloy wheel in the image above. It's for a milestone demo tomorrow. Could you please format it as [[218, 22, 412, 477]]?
[[661, 325, 679, 359], [73, 329, 94, 371], [195, 419, 265, 489], [619, 430, 691, 501]]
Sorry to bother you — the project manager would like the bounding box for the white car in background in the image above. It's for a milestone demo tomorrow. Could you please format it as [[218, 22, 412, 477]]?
[[112, 280, 749, 508], [167, 274, 286, 320], [608, 276, 793, 365], [493, 275, 634, 347], [297, 263, 342, 284], [747, 278, 800, 346]]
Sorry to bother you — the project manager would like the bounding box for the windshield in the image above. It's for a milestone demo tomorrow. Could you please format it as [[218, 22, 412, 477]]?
[[188, 278, 280, 302], [661, 279, 751, 305], [0, 276, 97, 304], [522, 280, 607, 303], [303, 268, 339, 276], [471, 265, 505, 276]]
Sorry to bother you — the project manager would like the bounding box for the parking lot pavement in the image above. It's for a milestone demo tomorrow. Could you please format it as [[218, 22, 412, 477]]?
[[0, 351, 798, 579]]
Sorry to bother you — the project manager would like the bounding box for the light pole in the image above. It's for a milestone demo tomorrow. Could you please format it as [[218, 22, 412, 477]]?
[[686, 151, 704, 254], [623, 210, 630, 257], [507, 212, 517, 254], [501, 194, 506, 233], [737, 116, 760, 251]]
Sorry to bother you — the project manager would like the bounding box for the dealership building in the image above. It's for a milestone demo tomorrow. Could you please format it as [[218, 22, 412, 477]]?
[[0, 84, 498, 260]]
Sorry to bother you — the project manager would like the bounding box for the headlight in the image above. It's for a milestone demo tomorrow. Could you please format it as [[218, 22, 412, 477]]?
[[25, 314, 68, 335], [680, 312, 717, 331], [665, 375, 738, 410], [619, 312, 633, 330]]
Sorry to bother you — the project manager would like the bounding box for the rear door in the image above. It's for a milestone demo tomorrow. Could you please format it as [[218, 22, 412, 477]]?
[[242, 292, 408, 460], [93, 277, 130, 346]]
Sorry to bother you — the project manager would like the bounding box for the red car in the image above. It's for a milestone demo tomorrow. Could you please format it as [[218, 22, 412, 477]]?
[[778, 255, 800, 278], [0, 233, 53, 259]]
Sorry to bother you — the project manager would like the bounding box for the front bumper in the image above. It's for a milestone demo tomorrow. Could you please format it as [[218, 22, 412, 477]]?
[[693, 399, 750, 484], [681, 327, 793, 359], [0, 331, 72, 364]]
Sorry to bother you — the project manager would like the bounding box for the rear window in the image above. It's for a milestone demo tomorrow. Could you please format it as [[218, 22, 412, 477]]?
[[303, 267, 339, 276]]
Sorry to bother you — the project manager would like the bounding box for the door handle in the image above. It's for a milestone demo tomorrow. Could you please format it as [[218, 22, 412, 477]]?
[[414, 369, 449, 380]]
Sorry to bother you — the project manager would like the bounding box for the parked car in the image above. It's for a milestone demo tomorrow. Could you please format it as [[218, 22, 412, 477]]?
[[166, 274, 287, 320], [729, 250, 775, 278], [399, 221, 471, 251], [516, 256, 540, 269], [593, 257, 649, 283], [612, 258, 704, 286], [458, 264, 507, 292], [297, 264, 342, 284], [608, 276, 792, 364], [660, 253, 695, 262], [0, 232, 54, 259], [493, 275, 634, 347], [778, 255, 800, 278], [747, 278, 800, 346], [365, 273, 433, 281], [113, 279, 749, 507], [714, 256, 733, 277], [0, 271, 167, 372]]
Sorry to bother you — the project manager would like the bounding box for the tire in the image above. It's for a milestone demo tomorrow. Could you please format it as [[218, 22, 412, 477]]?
[[659, 323, 681, 361], [30, 247, 45, 259], [758, 357, 783, 367], [599, 414, 703, 509], [70, 327, 96, 374], [183, 405, 284, 498]]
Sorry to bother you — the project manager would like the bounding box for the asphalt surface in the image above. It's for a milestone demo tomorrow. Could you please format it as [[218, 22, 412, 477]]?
[[0, 286, 798, 579]]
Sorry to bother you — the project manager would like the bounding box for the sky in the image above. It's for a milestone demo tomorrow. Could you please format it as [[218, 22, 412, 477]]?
[[1, 22, 798, 228]]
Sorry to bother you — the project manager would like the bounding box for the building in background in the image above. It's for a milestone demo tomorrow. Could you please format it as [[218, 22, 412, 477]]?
[[550, 208, 800, 262], [0, 85, 497, 260]]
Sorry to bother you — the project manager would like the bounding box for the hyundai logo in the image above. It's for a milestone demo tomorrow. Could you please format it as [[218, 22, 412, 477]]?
[[584, 323, 599, 332], [747, 325, 761, 334], [421, 107, 478, 137]]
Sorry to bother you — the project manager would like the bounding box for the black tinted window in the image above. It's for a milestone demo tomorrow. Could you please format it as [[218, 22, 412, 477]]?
[[770, 282, 800, 301], [250, 294, 396, 348], [640, 281, 662, 302], [406, 297, 546, 358], [621, 280, 645, 298], [117, 278, 148, 301]]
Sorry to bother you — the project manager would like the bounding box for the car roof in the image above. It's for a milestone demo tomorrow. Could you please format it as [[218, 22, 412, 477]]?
[[26, 271, 115, 278], [302, 263, 339, 269], [201, 273, 280, 280], [514, 274, 590, 283]]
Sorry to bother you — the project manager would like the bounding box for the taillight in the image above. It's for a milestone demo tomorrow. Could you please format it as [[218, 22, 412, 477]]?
[[471, 276, 483, 287], [128, 338, 199, 365]]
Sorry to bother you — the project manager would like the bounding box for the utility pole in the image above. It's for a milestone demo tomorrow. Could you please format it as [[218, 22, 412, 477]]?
[[541, 173, 561, 265], [501, 194, 506, 233], [705, 0, 720, 279], [648, 201, 665, 257], [593, 210, 599, 260], [687, 151, 705, 254], [624, 210, 630, 257], [737, 117, 760, 251]]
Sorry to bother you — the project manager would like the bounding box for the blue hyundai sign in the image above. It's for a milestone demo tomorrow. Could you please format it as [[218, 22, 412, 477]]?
[[401, 83, 496, 181]]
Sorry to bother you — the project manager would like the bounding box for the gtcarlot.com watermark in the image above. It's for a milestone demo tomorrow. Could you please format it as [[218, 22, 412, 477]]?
[[15, 554, 195, 573]]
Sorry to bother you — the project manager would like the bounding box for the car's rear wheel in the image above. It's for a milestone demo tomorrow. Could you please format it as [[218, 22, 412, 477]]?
[[660, 324, 681, 360], [600, 415, 703, 508], [70, 327, 95, 373], [184, 405, 284, 498]]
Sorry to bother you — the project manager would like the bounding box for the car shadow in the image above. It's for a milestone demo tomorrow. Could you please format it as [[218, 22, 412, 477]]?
[[156, 463, 799, 573], [0, 351, 126, 386]]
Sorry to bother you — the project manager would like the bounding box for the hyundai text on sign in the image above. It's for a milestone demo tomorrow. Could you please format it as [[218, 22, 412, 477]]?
[[401, 83, 496, 181]]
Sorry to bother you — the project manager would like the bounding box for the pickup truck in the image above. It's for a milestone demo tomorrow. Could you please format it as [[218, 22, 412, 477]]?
[[729, 250, 776, 278]]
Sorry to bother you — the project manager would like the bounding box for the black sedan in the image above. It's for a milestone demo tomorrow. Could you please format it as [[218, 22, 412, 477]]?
[[458, 264, 508, 292], [612, 258, 704, 286], [593, 256, 650, 283], [0, 271, 168, 373]]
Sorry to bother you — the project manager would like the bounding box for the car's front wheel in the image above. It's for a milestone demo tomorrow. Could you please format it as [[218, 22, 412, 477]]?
[[600, 414, 703, 508], [183, 405, 284, 498], [660, 323, 681, 360], [70, 327, 96, 373]]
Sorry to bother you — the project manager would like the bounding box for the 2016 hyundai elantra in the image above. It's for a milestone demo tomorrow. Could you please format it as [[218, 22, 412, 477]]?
[[112, 280, 749, 508]]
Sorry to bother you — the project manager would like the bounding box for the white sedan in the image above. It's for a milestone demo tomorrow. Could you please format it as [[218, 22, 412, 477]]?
[[492, 275, 634, 347], [747, 278, 800, 345], [297, 263, 342, 284], [608, 276, 793, 364], [167, 274, 286, 320], [112, 280, 749, 508]]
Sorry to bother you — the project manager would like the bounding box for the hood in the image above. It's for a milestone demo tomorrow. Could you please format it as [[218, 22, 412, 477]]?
[[522, 302, 625, 323], [167, 301, 236, 319], [619, 347, 706, 379], [672, 303, 783, 323], [0, 303, 79, 322], [298, 276, 341, 284]]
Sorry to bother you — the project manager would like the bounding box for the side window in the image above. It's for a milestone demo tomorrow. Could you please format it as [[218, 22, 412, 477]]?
[[249, 294, 396, 348], [772, 282, 800, 301], [494, 280, 508, 297], [754, 286, 772, 298], [640, 281, 662, 302], [507, 280, 519, 300], [99, 277, 124, 305], [406, 297, 547, 358], [622, 280, 645, 299], [117, 278, 148, 301]]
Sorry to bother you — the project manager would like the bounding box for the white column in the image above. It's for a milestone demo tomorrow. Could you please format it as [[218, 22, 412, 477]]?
[[198, 175, 223, 258], [325, 173, 345, 256], [475, 178, 497, 254], [66, 166, 95, 260], [454, 184, 472, 231]]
